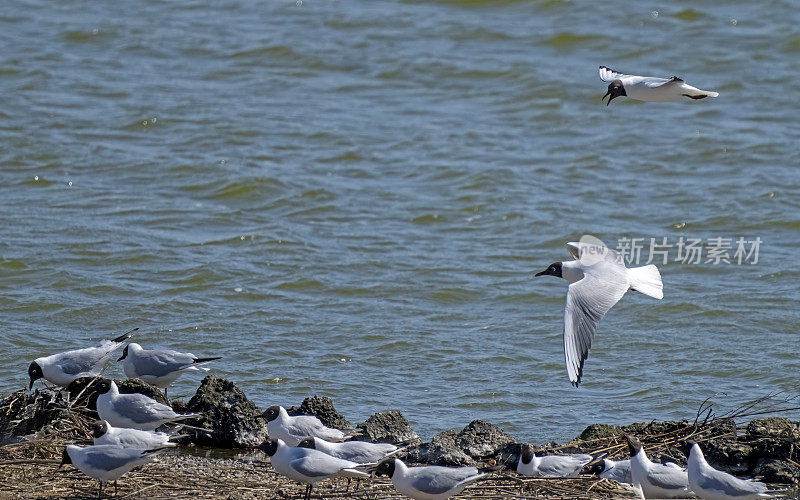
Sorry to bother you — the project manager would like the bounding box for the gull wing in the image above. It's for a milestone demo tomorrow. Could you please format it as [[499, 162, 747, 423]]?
[[115, 394, 179, 424], [647, 464, 688, 491], [599, 66, 633, 82], [564, 271, 628, 386], [644, 76, 682, 88], [697, 468, 768, 497], [132, 350, 198, 377], [411, 466, 483, 495]]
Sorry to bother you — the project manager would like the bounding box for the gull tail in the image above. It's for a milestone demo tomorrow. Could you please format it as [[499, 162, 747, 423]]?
[[627, 265, 663, 299], [193, 356, 222, 365]]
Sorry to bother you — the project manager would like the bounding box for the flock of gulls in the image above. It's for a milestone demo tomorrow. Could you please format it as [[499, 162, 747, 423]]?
[[18, 69, 776, 499]]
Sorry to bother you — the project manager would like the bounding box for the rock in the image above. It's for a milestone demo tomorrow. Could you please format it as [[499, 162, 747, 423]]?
[[406, 420, 517, 466], [621, 420, 691, 436], [287, 396, 353, 430], [753, 458, 800, 484], [0, 389, 73, 444], [702, 440, 756, 474], [747, 418, 800, 441], [355, 410, 420, 445], [183, 375, 268, 448], [577, 423, 621, 441]]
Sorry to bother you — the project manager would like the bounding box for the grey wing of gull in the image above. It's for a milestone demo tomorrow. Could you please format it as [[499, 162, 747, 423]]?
[[132, 350, 196, 377], [116, 394, 178, 424], [83, 447, 146, 471], [411, 467, 480, 495], [564, 273, 629, 386], [539, 455, 592, 476], [697, 468, 767, 496], [643, 76, 680, 88], [54, 347, 111, 375], [290, 453, 354, 478], [648, 465, 688, 491], [599, 66, 632, 82], [328, 442, 395, 463], [290, 416, 343, 440]]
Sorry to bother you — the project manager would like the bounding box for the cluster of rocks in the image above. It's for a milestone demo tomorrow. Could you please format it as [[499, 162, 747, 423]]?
[[2, 376, 799, 485]]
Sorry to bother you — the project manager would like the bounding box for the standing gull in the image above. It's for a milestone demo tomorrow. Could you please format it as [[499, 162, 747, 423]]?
[[517, 443, 592, 477], [263, 405, 353, 446], [117, 342, 221, 398], [625, 434, 691, 499], [28, 328, 137, 390], [683, 441, 770, 500], [375, 458, 487, 500], [60, 444, 165, 497], [259, 438, 368, 500], [599, 65, 719, 105], [95, 379, 201, 431], [535, 240, 663, 386]]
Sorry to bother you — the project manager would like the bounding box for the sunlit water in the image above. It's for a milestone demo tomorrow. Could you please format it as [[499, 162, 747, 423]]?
[[1, 0, 799, 443]]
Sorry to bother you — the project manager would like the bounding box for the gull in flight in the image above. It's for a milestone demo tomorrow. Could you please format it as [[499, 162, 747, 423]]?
[[95, 379, 201, 430], [375, 458, 488, 500], [625, 434, 691, 498], [117, 342, 221, 398], [59, 444, 165, 497], [263, 405, 355, 446], [682, 441, 771, 500], [535, 239, 663, 386], [28, 328, 137, 390], [516, 443, 593, 477], [259, 438, 368, 500], [599, 66, 719, 105]]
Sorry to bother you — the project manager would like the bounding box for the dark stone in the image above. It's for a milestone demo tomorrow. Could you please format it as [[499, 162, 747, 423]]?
[[354, 410, 420, 445], [183, 375, 268, 448], [620, 420, 691, 436], [117, 378, 170, 405], [753, 458, 800, 484], [577, 423, 621, 441], [0, 389, 74, 444], [405, 420, 517, 466], [747, 418, 800, 441], [287, 395, 353, 430], [703, 440, 756, 474]]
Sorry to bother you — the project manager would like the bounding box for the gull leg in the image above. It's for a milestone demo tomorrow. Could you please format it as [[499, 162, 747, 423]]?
[[114, 480, 118, 496], [164, 387, 168, 401], [98, 481, 103, 498]]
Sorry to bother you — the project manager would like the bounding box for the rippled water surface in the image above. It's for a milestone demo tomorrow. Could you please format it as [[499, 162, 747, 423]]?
[[1, 0, 799, 442]]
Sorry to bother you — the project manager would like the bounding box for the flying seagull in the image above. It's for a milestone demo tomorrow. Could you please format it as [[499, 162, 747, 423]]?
[[259, 438, 368, 500], [517, 443, 593, 477], [625, 434, 691, 499], [28, 328, 137, 390], [95, 379, 201, 431], [375, 458, 488, 500], [535, 240, 663, 386], [683, 441, 771, 500], [117, 342, 221, 398], [599, 66, 718, 105], [263, 405, 355, 446]]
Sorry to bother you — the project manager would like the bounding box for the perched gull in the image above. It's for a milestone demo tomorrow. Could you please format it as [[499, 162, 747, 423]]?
[[117, 342, 221, 398], [535, 239, 663, 386], [95, 379, 201, 431], [263, 405, 353, 446], [375, 458, 488, 500], [259, 438, 368, 500], [625, 434, 691, 499], [517, 443, 592, 477], [297, 436, 399, 464], [589, 458, 633, 484], [683, 441, 770, 500], [60, 444, 165, 497], [92, 419, 176, 449], [28, 328, 137, 390], [599, 65, 719, 105]]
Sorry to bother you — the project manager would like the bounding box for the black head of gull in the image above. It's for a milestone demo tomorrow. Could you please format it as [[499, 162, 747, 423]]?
[[28, 361, 43, 390], [374, 458, 396, 478], [95, 378, 113, 395], [91, 420, 108, 439], [116, 345, 129, 362], [603, 81, 626, 105], [258, 439, 279, 457], [586, 460, 607, 475], [678, 439, 697, 459], [519, 443, 534, 465], [534, 262, 562, 278], [623, 433, 643, 457], [297, 437, 316, 450], [59, 447, 72, 468], [263, 406, 280, 422]]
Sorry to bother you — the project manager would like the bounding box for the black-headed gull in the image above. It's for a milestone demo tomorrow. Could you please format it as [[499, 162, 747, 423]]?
[[95, 379, 201, 431], [263, 405, 353, 446], [259, 438, 368, 500], [535, 240, 663, 386], [60, 444, 165, 497], [297, 436, 399, 464], [117, 342, 221, 398], [589, 457, 633, 484], [517, 443, 592, 477], [375, 458, 487, 500], [683, 441, 770, 500], [599, 66, 719, 105], [91, 419, 176, 449], [28, 328, 137, 390], [625, 434, 691, 499]]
